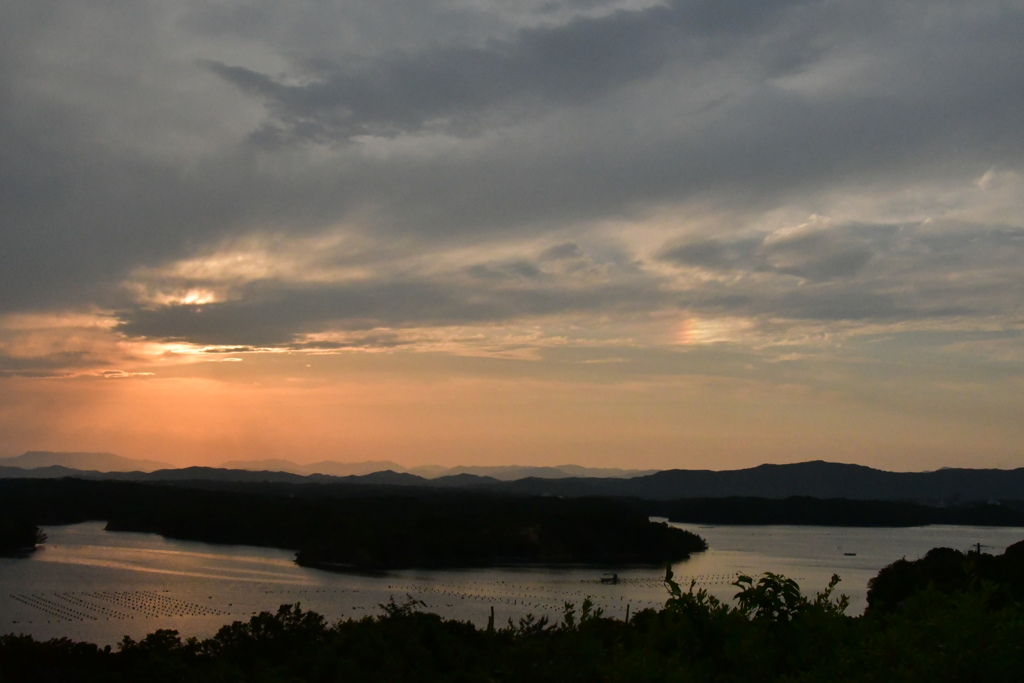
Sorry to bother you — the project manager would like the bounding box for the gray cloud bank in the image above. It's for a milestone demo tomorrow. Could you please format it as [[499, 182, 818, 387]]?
[[111, 221, 1024, 347], [2, 0, 1023, 360], [204, 0, 804, 143]]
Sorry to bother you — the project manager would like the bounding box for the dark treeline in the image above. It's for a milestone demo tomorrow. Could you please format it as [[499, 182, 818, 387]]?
[[0, 514, 45, 553], [651, 496, 1024, 527], [5, 544, 1024, 682], [0, 479, 704, 569], [3, 477, 1022, 566]]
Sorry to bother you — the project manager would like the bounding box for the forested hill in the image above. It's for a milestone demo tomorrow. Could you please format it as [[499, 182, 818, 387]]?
[[0, 479, 705, 569], [3, 459, 1023, 503], [498, 461, 1024, 502]]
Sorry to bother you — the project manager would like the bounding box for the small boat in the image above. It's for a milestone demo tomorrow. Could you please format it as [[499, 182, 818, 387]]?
[[601, 573, 620, 584], [843, 552, 857, 556]]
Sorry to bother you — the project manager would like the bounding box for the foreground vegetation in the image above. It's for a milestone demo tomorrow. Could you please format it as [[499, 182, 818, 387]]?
[[3, 544, 1024, 682]]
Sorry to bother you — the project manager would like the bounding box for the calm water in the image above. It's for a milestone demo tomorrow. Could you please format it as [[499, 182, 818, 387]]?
[[2, 521, 1022, 645]]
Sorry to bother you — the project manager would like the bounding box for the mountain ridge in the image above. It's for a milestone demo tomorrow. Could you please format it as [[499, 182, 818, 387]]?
[[0, 451, 171, 473], [218, 458, 656, 480], [2, 455, 1022, 502]]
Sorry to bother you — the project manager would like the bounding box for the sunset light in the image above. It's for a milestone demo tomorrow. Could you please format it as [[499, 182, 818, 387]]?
[[0, 0, 1021, 474], [3, 3, 1024, 676]]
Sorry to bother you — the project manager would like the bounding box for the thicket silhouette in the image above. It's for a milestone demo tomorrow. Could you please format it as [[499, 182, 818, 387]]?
[[866, 540, 1024, 612]]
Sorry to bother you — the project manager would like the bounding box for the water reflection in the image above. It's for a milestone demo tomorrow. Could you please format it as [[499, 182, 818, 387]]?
[[36, 542, 309, 582], [3, 521, 1023, 646]]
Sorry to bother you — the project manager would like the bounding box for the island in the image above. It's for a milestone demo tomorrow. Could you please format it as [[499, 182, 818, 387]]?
[[0, 478, 706, 569]]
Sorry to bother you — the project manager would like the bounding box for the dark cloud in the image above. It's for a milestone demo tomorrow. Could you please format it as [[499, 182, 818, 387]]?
[[0, 351, 101, 378], [659, 238, 761, 272], [773, 289, 906, 322], [104, 217, 1024, 348], [206, 0, 809, 143], [114, 269, 669, 346], [659, 224, 898, 281], [539, 242, 584, 261], [200, 346, 260, 354], [283, 331, 411, 350], [658, 221, 1024, 322], [465, 260, 545, 281], [1, 0, 1023, 355], [757, 225, 897, 281]]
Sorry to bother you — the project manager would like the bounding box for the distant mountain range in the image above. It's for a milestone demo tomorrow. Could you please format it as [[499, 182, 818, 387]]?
[[1, 453, 1022, 503], [218, 458, 657, 480], [491, 461, 1024, 502], [219, 459, 409, 478], [0, 451, 171, 473], [0, 452, 652, 480]]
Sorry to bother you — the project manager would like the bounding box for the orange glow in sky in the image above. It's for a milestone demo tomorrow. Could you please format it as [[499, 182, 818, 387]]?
[[2, 0, 1023, 472]]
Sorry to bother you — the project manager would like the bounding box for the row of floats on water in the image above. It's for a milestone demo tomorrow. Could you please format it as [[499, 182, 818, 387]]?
[[6, 573, 747, 624], [8, 590, 226, 623]]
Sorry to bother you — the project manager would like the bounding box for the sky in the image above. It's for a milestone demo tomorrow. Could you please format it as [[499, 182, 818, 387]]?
[[2, 0, 1023, 471]]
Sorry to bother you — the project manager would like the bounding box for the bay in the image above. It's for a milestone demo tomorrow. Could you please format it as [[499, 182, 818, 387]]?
[[2, 521, 1022, 646]]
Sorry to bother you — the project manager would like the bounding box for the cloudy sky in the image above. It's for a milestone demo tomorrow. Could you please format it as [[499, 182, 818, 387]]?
[[2, 0, 1023, 471]]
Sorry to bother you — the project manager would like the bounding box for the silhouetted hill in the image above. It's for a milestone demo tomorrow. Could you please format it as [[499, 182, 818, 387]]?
[[612, 461, 1024, 501], [554, 464, 658, 479], [1, 451, 170, 472], [220, 459, 407, 477], [410, 464, 657, 480], [479, 461, 1024, 502], [128, 467, 320, 484], [218, 458, 655, 480], [339, 470, 425, 486], [431, 473, 502, 487], [217, 458, 309, 473], [2, 459, 1022, 503], [0, 465, 90, 479]]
